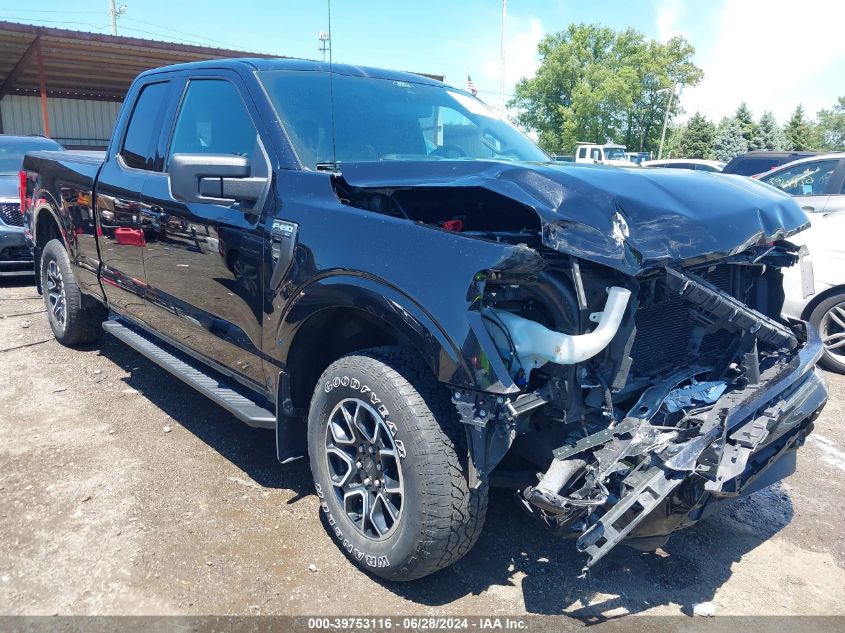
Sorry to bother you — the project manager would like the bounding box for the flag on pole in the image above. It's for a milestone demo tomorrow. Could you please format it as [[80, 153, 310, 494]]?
[[466, 75, 477, 96]]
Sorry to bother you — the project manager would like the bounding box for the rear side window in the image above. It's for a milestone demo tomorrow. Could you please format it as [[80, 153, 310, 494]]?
[[121, 81, 169, 171]]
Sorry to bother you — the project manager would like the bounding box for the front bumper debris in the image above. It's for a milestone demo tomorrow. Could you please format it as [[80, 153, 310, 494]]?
[[551, 323, 826, 573]]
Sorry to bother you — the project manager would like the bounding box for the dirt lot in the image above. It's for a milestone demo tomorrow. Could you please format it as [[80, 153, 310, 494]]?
[[1, 277, 845, 620]]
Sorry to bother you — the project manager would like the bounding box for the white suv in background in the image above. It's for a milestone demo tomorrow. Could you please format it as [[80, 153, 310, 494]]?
[[768, 153, 845, 372], [758, 153, 845, 214]]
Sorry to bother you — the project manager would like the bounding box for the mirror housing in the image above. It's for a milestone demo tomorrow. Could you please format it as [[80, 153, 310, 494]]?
[[169, 154, 267, 206]]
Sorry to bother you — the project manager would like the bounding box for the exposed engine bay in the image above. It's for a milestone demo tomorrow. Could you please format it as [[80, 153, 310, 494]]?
[[459, 246, 826, 574], [331, 160, 827, 573]]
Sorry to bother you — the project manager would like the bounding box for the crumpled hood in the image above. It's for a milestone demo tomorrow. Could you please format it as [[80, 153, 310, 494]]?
[[339, 160, 809, 275]]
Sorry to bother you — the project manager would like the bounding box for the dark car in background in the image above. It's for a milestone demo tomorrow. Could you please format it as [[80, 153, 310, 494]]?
[[722, 150, 817, 177], [1, 135, 64, 279]]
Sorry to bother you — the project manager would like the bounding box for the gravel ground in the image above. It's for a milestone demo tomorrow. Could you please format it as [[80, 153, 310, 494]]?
[[1, 277, 844, 619]]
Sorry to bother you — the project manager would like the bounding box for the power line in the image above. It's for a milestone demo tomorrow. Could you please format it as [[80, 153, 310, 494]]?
[[122, 16, 234, 48], [0, 16, 235, 49], [0, 8, 104, 14], [117, 24, 230, 48]]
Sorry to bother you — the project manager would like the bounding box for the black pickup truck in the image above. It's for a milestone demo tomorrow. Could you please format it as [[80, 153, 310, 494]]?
[[22, 58, 827, 581]]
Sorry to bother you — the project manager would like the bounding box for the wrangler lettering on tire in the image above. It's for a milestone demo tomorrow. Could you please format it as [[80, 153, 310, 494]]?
[[307, 346, 488, 581]]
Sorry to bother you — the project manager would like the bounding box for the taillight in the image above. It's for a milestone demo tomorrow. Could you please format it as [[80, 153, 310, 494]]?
[[18, 170, 27, 212]]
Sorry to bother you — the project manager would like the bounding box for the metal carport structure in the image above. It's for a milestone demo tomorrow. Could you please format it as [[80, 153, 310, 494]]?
[[0, 20, 276, 147]]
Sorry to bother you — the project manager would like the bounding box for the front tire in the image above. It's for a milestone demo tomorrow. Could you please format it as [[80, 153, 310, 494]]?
[[40, 239, 106, 346], [308, 346, 487, 581]]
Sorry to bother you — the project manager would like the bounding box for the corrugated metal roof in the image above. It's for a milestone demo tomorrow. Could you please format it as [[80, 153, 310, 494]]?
[[0, 20, 279, 101]]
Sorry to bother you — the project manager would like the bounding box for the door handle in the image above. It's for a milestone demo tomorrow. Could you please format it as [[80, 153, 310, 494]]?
[[801, 206, 816, 213]]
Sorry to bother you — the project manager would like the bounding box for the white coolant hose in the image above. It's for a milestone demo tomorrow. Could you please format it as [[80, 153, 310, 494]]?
[[488, 286, 631, 371]]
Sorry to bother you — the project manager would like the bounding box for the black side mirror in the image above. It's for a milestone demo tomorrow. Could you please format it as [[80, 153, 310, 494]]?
[[169, 154, 267, 206]]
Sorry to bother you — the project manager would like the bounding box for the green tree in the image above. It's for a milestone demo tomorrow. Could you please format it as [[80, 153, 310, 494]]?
[[815, 96, 845, 151], [662, 122, 684, 158], [755, 111, 786, 150], [713, 117, 748, 161], [734, 102, 760, 150], [784, 105, 815, 150], [678, 112, 715, 159], [510, 23, 703, 153]]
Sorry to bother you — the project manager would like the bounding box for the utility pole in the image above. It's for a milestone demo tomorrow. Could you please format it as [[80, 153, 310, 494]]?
[[500, 0, 507, 112], [109, 0, 118, 35], [658, 82, 677, 160]]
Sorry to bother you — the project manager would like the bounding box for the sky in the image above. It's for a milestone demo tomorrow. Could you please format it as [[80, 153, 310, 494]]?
[[3, 1, 844, 125]]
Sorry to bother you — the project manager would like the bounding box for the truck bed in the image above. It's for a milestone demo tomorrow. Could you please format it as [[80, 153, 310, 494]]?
[[23, 149, 105, 299]]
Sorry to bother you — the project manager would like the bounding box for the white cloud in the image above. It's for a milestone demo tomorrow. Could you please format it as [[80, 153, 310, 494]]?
[[677, 0, 845, 122], [656, 0, 688, 41], [481, 16, 544, 110]]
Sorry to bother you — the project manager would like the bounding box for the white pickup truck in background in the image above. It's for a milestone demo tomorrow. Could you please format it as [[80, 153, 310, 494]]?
[[574, 143, 633, 166]]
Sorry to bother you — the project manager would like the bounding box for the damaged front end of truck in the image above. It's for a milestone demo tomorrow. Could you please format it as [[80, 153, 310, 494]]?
[[334, 160, 828, 573]]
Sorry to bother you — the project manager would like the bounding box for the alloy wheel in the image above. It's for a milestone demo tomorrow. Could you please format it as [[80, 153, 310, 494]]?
[[324, 398, 404, 540], [46, 259, 66, 328], [821, 302, 845, 361]]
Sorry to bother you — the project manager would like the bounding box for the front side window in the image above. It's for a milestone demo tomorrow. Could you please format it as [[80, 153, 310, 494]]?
[[168, 79, 258, 162], [121, 81, 169, 171], [760, 159, 840, 197], [604, 148, 625, 160], [258, 70, 547, 168]]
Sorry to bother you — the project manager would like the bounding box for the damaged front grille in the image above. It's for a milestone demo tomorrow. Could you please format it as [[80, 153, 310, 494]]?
[[630, 264, 735, 378]]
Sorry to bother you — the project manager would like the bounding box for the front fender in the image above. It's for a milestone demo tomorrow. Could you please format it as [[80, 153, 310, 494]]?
[[275, 273, 519, 394]]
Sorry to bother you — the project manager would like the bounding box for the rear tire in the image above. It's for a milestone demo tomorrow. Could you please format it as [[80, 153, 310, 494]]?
[[308, 346, 487, 581], [40, 238, 106, 346]]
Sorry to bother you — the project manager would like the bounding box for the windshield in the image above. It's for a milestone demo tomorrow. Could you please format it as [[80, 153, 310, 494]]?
[[0, 138, 63, 174], [258, 70, 548, 168], [605, 147, 626, 160]]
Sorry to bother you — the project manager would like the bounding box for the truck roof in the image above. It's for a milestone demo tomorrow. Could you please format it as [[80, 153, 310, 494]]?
[[137, 57, 446, 88]]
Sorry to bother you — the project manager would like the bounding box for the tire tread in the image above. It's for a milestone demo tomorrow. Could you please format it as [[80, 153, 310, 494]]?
[[312, 346, 487, 580]]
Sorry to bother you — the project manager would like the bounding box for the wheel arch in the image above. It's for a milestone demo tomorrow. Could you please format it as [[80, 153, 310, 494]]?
[[801, 284, 845, 321], [32, 202, 66, 293], [272, 273, 527, 463], [279, 276, 473, 414]]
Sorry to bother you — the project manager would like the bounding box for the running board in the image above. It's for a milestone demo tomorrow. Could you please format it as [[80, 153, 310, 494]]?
[[102, 320, 275, 429]]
